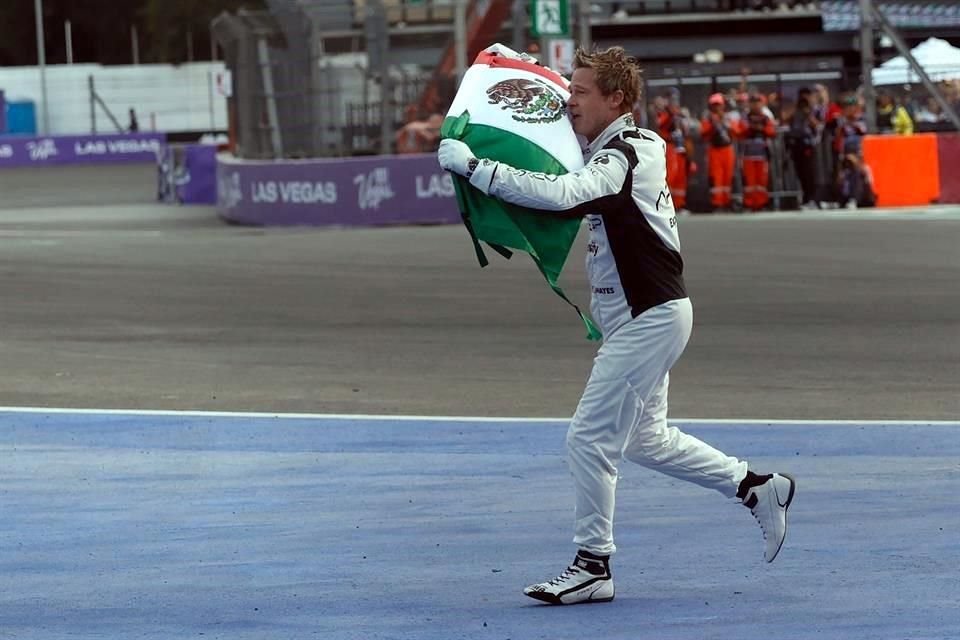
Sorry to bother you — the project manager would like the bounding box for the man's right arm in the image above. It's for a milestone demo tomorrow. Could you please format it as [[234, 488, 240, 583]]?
[[468, 150, 629, 213]]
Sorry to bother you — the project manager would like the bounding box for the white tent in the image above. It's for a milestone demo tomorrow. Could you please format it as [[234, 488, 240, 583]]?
[[872, 37, 960, 85]]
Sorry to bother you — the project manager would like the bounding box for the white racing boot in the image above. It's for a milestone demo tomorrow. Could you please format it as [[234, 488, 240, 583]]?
[[741, 472, 797, 563], [524, 550, 614, 605]]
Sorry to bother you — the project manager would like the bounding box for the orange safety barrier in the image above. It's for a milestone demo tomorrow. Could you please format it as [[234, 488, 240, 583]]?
[[936, 133, 960, 204], [861, 133, 940, 207]]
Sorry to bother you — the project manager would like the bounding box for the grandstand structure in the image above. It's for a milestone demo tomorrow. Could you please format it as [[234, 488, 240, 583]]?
[[210, 0, 960, 159]]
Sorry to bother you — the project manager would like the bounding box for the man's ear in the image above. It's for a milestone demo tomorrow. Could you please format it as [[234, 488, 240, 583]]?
[[608, 90, 626, 110]]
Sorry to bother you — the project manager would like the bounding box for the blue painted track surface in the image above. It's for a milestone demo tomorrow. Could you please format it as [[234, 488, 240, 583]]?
[[2, 411, 958, 639]]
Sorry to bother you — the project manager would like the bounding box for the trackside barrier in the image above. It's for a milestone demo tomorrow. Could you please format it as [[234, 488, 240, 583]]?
[[936, 134, 960, 204], [157, 144, 219, 205], [0, 133, 166, 168], [861, 133, 941, 207], [216, 153, 459, 226], [215, 132, 958, 225]]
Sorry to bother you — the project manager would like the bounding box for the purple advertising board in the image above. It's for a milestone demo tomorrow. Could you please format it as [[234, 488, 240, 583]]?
[[178, 144, 218, 205], [0, 133, 166, 167], [217, 153, 461, 226]]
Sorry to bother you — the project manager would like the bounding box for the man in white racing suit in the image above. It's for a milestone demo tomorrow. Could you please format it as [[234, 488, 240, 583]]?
[[439, 46, 796, 606]]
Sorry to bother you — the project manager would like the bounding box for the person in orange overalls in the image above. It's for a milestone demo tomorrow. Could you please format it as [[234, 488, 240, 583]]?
[[700, 93, 736, 211], [738, 93, 777, 211], [657, 89, 693, 212]]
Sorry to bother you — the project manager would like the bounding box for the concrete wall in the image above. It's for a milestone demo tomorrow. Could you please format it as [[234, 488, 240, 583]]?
[[0, 62, 229, 136]]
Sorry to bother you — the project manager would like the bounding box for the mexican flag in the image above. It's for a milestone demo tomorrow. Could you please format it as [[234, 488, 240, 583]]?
[[441, 45, 600, 340]]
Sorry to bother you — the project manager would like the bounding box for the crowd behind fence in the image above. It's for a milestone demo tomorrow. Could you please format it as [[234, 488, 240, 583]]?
[[395, 75, 959, 213], [640, 78, 960, 212]]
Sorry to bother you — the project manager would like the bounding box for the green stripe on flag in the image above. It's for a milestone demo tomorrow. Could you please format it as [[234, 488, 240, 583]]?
[[442, 112, 601, 341]]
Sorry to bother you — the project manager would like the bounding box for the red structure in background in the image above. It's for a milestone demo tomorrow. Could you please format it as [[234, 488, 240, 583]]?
[[937, 133, 960, 204], [417, 0, 513, 115]]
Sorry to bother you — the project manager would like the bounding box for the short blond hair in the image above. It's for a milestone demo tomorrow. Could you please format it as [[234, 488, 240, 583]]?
[[572, 46, 642, 111]]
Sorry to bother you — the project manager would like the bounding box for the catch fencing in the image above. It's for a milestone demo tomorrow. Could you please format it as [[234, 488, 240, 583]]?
[[210, 2, 449, 159]]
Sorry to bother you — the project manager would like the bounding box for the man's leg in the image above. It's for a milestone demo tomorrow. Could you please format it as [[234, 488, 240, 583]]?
[[569, 300, 695, 556], [756, 158, 770, 209], [623, 369, 796, 563], [720, 146, 735, 208], [523, 350, 638, 605], [622, 372, 746, 497], [524, 300, 692, 605]]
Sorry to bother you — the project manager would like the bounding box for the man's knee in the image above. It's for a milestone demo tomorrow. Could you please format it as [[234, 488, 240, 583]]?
[[566, 427, 619, 474], [622, 420, 670, 463]]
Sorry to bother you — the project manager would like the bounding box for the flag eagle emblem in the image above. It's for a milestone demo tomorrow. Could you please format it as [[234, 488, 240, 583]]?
[[486, 78, 567, 124]]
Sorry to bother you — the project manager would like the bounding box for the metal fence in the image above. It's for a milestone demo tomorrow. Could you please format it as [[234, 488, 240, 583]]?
[[210, 2, 455, 159]]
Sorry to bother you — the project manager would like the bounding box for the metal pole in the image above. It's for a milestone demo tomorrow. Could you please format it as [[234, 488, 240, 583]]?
[[454, 0, 467, 87], [512, 0, 525, 52], [131, 24, 140, 65], [380, 0, 392, 155], [858, 0, 876, 132], [871, 3, 960, 132], [88, 74, 96, 133], [65, 19, 73, 65], [208, 70, 215, 130], [257, 37, 284, 157], [379, 72, 392, 155], [34, 0, 50, 135], [578, 0, 591, 52]]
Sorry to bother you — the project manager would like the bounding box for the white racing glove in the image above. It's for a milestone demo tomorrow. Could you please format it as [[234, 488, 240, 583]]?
[[438, 139, 479, 178]]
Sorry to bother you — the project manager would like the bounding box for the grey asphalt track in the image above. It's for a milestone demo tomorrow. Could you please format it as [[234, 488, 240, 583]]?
[[0, 165, 958, 419], [1, 166, 959, 640]]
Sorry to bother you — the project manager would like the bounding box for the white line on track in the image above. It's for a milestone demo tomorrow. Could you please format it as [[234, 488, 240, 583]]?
[[0, 406, 957, 427], [684, 207, 960, 221]]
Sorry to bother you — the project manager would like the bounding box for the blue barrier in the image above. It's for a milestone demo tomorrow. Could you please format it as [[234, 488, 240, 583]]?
[[5, 100, 36, 135]]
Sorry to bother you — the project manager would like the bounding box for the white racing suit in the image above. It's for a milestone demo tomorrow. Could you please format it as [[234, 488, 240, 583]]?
[[469, 113, 748, 555]]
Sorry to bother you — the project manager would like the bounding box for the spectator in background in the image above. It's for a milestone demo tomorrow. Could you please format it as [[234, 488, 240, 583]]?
[[128, 108, 139, 133], [831, 93, 873, 206], [734, 91, 750, 122], [876, 91, 913, 135], [396, 104, 443, 154], [786, 90, 821, 208], [813, 84, 842, 206], [738, 93, 777, 212], [915, 96, 946, 124], [837, 153, 876, 209], [701, 92, 738, 212], [644, 94, 668, 132], [943, 80, 960, 112], [813, 84, 842, 127], [657, 89, 694, 214], [766, 92, 782, 121], [833, 93, 867, 160]]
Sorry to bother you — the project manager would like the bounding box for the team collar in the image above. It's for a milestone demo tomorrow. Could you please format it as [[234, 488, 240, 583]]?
[[583, 113, 637, 156]]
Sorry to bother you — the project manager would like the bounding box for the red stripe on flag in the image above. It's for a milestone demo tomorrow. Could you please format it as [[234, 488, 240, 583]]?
[[472, 52, 569, 89]]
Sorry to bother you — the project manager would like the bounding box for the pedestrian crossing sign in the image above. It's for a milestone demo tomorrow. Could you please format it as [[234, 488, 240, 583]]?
[[531, 0, 569, 37]]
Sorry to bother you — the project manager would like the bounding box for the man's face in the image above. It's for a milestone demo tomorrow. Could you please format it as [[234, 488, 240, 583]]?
[[567, 67, 623, 141]]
